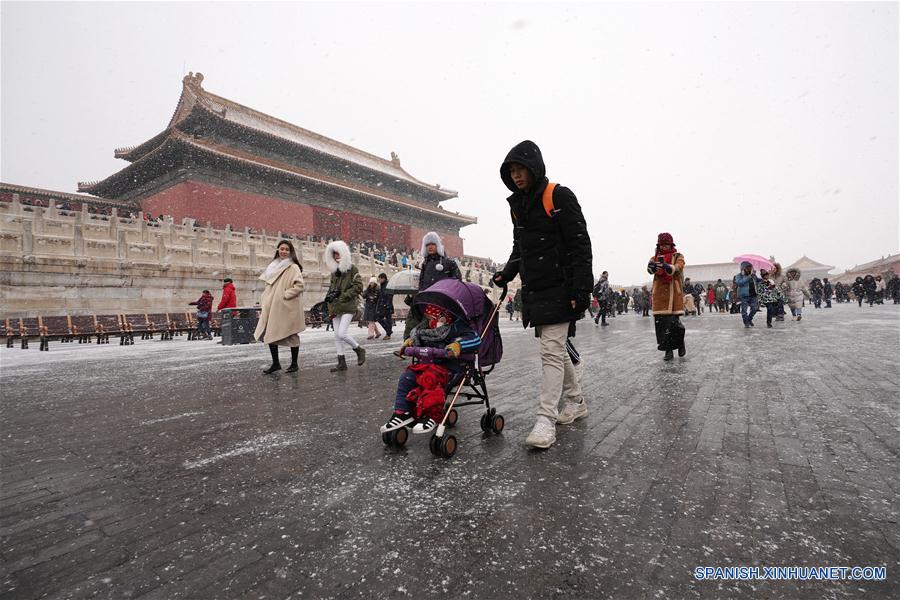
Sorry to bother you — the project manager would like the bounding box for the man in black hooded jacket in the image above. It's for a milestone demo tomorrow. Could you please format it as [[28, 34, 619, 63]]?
[[492, 140, 593, 449]]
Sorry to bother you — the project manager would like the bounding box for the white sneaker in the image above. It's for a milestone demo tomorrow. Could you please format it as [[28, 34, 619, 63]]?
[[412, 417, 437, 435], [525, 417, 556, 449], [380, 412, 414, 433], [557, 399, 588, 425]]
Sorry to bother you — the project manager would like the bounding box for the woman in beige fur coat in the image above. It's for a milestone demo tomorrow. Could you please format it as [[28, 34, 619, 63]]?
[[254, 240, 305, 374]]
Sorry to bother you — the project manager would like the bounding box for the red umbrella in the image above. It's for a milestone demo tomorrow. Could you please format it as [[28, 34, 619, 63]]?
[[733, 254, 774, 271]]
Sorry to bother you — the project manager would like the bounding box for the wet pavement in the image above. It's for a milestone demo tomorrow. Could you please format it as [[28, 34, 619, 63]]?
[[1, 302, 898, 599]]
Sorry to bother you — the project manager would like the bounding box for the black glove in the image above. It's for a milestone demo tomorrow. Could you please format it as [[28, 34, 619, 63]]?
[[492, 271, 507, 285], [573, 290, 591, 314], [662, 263, 673, 274], [647, 261, 658, 272]]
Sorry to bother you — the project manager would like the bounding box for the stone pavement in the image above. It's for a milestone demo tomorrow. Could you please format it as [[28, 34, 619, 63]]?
[[1, 302, 897, 599]]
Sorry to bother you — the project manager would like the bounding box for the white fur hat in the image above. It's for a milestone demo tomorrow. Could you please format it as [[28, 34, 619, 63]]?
[[420, 231, 445, 257], [324, 240, 352, 274]]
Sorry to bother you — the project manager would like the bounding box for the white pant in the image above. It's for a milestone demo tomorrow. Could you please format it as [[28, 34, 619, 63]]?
[[332, 313, 359, 355], [367, 321, 385, 337], [537, 322, 583, 422]]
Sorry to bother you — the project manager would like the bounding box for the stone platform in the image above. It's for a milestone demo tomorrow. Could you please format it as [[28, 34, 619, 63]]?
[[1, 303, 897, 599]]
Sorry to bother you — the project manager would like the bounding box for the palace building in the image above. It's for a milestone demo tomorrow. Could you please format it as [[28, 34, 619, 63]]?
[[78, 72, 475, 256]]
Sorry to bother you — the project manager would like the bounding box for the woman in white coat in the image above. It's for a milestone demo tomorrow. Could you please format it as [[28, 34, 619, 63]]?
[[254, 240, 305, 374]]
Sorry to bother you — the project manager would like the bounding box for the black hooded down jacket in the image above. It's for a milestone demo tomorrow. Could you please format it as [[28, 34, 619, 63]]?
[[419, 253, 461, 291], [498, 140, 593, 327]]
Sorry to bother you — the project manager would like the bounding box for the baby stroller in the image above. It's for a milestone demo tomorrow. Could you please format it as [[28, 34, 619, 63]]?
[[383, 279, 506, 459]]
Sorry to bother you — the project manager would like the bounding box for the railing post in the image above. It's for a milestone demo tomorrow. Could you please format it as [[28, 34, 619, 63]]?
[[73, 224, 85, 257]]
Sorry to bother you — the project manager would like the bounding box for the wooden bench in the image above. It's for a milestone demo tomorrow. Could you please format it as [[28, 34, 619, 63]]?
[[2, 305, 411, 351], [18, 317, 40, 350], [122, 313, 151, 340], [146, 313, 174, 340], [38, 315, 75, 350], [69, 315, 97, 344], [170, 311, 195, 339]]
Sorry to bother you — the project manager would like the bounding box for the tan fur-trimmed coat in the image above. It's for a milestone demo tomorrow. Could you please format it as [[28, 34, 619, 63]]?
[[254, 263, 305, 344], [649, 252, 686, 316]]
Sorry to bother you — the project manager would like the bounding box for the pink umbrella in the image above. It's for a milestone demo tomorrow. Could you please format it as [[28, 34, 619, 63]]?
[[733, 254, 774, 272]]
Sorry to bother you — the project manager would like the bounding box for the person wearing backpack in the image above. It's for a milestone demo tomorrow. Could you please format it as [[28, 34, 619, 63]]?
[[492, 140, 593, 449]]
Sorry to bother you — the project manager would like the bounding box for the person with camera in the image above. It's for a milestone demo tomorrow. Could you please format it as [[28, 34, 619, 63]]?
[[254, 240, 305, 374], [647, 233, 686, 361], [492, 140, 593, 449], [324, 240, 365, 372]]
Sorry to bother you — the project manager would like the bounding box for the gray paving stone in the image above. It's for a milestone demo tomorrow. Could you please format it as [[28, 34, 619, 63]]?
[[1, 303, 898, 598]]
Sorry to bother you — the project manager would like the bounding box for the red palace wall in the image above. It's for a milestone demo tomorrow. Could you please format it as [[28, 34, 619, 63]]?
[[141, 180, 465, 255], [141, 181, 315, 234]]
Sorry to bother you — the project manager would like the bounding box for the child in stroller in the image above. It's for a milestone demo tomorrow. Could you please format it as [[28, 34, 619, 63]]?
[[381, 279, 506, 458], [381, 302, 481, 436]]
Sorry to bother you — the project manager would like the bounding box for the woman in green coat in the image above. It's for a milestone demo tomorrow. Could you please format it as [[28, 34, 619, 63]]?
[[324, 240, 365, 372]]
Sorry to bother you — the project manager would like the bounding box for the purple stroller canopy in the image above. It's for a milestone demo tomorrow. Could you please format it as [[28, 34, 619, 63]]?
[[413, 279, 487, 321], [413, 278, 503, 367]]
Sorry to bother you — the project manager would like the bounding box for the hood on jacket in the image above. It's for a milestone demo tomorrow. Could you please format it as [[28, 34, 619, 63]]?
[[222, 282, 235, 291], [324, 240, 352, 274], [420, 232, 445, 257], [500, 140, 547, 194]]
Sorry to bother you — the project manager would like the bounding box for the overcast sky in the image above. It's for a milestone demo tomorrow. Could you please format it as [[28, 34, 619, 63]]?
[[2, 1, 897, 284]]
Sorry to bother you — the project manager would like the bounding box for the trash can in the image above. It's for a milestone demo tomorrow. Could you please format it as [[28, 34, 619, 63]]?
[[220, 307, 259, 345]]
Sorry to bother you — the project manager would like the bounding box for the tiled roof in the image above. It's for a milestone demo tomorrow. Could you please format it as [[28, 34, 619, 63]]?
[[80, 133, 476, 225], [115, 73, 456, 199], [785, 255, 835, 271], [0, 182, 132, 208], [846, 254, 900, 272]]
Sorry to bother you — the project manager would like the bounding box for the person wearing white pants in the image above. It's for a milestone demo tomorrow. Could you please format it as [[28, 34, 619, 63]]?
[[324, 241, 365, 372], [332, 313, 360, 354]]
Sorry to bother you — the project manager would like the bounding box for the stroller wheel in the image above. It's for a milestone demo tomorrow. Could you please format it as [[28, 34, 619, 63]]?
[[392, 427, 408, 447], [491, 414, 505, 434], [440, 434, 458, 459], [446, 408, 459, 428], [429, 434, 441, 456], [480, 411, 492, 432]]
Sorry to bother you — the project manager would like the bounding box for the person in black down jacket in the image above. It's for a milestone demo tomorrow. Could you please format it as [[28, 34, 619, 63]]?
[[403, 231, 461, 338], [374, 272, 395, 341], [418, 231, 460, 291], [492, 140, 593, 449]]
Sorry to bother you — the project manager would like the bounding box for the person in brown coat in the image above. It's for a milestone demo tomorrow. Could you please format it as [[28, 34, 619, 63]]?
[[647, 232, 686, 361], [254, 240, 306, 374]]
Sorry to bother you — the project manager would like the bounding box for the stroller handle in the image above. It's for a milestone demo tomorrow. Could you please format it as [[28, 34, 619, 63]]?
[[402, 346, 449, 360]]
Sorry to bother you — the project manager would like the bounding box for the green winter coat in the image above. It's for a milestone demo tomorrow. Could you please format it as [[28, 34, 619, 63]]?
[[327, 265, 363, 315]]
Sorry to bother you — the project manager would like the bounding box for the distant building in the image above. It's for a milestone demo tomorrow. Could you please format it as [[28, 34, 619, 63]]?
[[681, 255, 838, 286], [785, 255, 835, 282], [833, 254, 900, 284], [78, 72, 475, 256], [682, 262, 739, 285]]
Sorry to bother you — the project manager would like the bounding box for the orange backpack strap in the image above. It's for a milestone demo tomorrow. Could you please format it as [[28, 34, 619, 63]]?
[[542, 183, 558, 218]]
